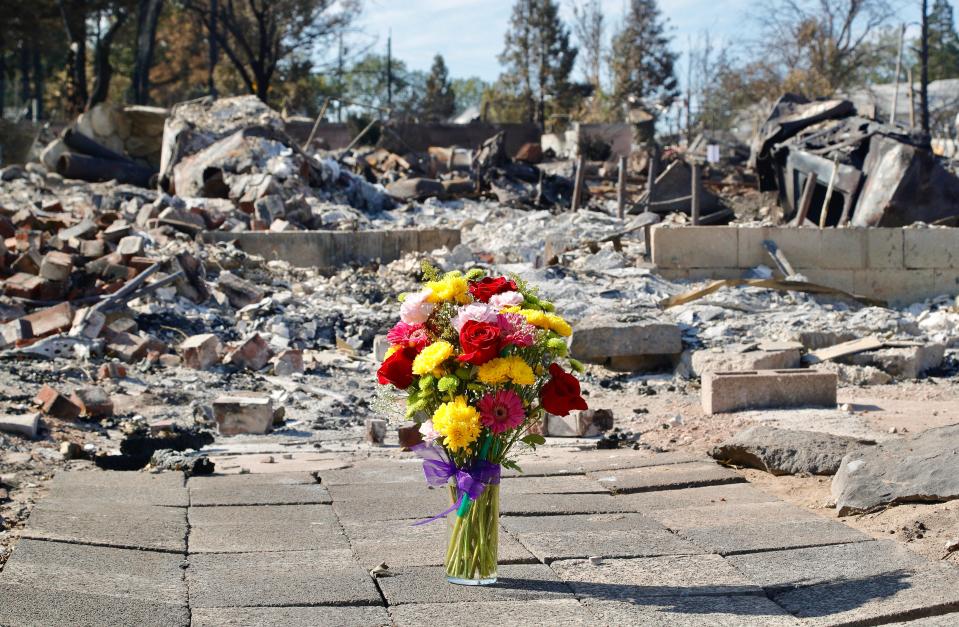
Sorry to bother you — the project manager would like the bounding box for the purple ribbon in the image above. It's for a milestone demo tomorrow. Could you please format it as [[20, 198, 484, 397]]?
[[410, 443, 501, 526]]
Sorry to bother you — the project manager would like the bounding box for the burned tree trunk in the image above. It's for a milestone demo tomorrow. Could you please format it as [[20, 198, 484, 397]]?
[[920, 0, 931, 136], [58, 0, 89, 115], [32, 44, 43, 120], [87, 9, 129, 110], [132, 0, 165, 105]]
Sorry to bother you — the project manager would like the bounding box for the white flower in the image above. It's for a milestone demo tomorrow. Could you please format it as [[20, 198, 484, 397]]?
[[400, 289, 435, 325], [451, 303, 499, 332], [419, 419, 440, 444], [489, 291, 524, 308]]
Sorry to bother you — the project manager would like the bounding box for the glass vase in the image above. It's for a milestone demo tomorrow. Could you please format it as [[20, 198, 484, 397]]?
[[444, 482, 499, 585]]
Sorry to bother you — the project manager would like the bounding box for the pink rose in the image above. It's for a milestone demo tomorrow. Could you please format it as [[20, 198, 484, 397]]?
[[489, 291, 524, 308], [400, 289, 435, 325]]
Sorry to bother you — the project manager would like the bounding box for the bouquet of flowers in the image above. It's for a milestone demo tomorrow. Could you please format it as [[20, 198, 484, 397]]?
[[376, 265, 587, 585]]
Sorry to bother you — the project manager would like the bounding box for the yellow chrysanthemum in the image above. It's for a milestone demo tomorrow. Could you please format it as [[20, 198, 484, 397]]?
[[384, 345, 399, 360], [432, 396, 481, 451], [476, 356, 535, 386], [505, 356, 536, 385], [501, 305, 522, 314], [476, 358, 511, 385], [545, 313, 572, 337], [412, 341, 454, 375], [425, 275, 469, 304]]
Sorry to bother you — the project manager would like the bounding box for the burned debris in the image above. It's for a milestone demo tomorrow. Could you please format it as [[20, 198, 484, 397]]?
[[751, 93, 959, 227]]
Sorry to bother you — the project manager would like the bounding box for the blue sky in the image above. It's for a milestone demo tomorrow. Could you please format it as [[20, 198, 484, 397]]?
[[357, 0, 935, 83]]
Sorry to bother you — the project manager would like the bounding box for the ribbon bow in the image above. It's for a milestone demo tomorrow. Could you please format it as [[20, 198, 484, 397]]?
[[410, 443, 501, 526]]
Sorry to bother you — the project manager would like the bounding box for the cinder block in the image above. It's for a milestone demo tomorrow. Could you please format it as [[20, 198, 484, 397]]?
[[794, 268, 856, 294], [853, 269, 936, 305], [762, 227, 823, 268], [702, 369, 837, 415], [904, 229, 959, 269], [865, 228, 903, 268], [736, 227, 771, 268], [933, 269, 959, 297], [818, 228, 866, 269], [570, 319, 682, 363], [651, 226, 739, 269]]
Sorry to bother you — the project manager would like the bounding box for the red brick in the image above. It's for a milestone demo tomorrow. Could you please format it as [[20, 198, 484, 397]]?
[[3, 273, 61, 300], [34, 385, 81, 420], [22, 302, 74, 338], [180, 333, 222, 370], [397, 421, 424, 449], [104, 330, 150, 363], [70, 387, 114, 418], [271, 349, 304, 375], [227, 334, 273, 371], [11, 250, 41, 274], [97, 363, 127, 380]]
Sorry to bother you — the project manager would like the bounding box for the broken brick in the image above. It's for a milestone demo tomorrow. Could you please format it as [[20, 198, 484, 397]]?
[[117, 235, 145, 257], [180, 333, 222, 370], [34, 385, 81, 420], [227, 334, 273, 371], [70, 387, 114, 418], [0, 319, 29, 349], [216, 271, 265, 308], [22, 302, 74, 338], [39, 251, 74, 282], [271, 349, 304, 376], [79, 239, 106, 259], [97, 363, 127, 380], [104, 330, 150, 363], [398, 421, 424, 449], [11, 249, 42, 274]]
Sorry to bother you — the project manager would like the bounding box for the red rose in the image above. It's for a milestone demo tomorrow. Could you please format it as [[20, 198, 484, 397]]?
[[540, 363, 588, 416], [469, 276, 517, 303], [377, 346, 417, 389], [457, 320, 503, 365]]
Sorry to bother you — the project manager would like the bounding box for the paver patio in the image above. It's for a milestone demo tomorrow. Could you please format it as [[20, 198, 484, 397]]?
[[1, 448, 957, 626]]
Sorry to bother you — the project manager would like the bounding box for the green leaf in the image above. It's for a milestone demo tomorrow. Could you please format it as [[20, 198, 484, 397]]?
[[521, 434, 546, 447]]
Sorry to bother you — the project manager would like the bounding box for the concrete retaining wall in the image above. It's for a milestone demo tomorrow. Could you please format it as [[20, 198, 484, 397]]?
[[202, 228, 460, 269], [651, 226, 959, 305]]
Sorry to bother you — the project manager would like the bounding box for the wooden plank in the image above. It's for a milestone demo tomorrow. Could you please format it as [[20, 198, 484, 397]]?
[[808, 336, 885, 363]]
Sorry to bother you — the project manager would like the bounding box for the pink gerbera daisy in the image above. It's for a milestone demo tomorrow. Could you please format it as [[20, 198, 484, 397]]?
[[387, 321, 431, 351], [477, 390, 526, 434]]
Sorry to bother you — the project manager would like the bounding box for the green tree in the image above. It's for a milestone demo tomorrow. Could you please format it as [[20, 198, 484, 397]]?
[[450, 76, 487, 115], [344, 53, 423, 116], [498, 0, 578, 126], [926, 0, 959, 81], [609, 0, 678, 109], [422, 54, 455, 121]]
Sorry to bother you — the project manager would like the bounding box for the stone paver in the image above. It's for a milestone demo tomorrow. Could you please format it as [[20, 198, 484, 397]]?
[[187, 549, 381, 607], [0, 584, 190, 627], [0, 539, 187, 604], [20, 498, 187, 552], [620, 482, 779, 510], [188, 504, 349, 552], [377, 564, 575, 605], [549, 555, 763, 601], [587, 461, 745, 494], [189, 481, 332, 506], [45, 470, 188, 507], [0, 539, 189, 627], [389, 600, 596, 626], [191, 606, 390, 626], [4, 452, 959, 627], [341, 518, 537, 568], [728, 541, 959, 625], [677, 519, 871, 556], [502, 513, 700, 562], [582, 597, 803, 626]]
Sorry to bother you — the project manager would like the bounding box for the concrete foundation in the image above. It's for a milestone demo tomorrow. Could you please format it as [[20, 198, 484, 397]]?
[[652, 226, 959, 305], [203, 228, 460, 269], [702, 369, 837, 415]]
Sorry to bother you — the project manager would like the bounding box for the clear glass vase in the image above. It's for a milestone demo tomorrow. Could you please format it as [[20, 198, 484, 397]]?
[[444, 482, 499, 585]]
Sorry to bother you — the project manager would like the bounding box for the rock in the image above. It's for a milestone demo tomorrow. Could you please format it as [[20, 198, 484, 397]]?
[[212, 395, 274, 435], [149, 449, 214, 476], [711, 426, 874, 476], [832, 424, 959, 516], [60, 441, 84, 459], [372, 335, 390, 362], [0, 413, 40, 439], [546, 409, 614, 437], [570, 317, 682, 371], [365, 418, 387, 445]]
